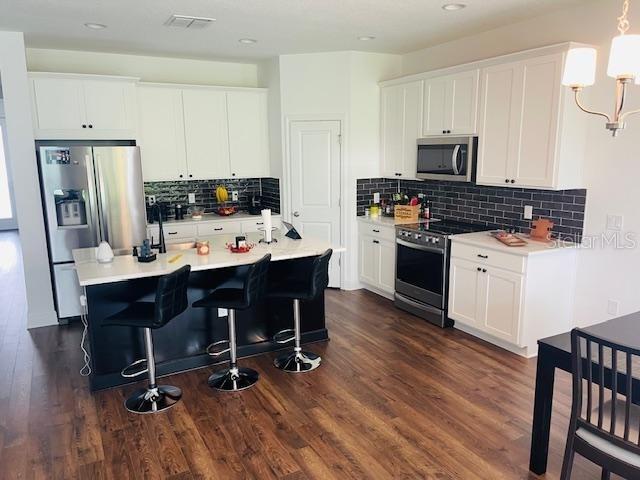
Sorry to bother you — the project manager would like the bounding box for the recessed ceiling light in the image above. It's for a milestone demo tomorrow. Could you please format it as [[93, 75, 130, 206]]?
[[84, 22, 107, 30], [442, 3, 467, 11], [239, 38, 257, 44], [358, 35, 376, 41]]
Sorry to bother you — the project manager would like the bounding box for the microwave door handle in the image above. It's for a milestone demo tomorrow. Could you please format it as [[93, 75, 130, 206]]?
[[451, 145, 461, 175]]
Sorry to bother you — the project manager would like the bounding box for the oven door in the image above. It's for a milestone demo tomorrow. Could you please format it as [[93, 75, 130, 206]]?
[[395, 238, 445, 309], [416, 136, 474, 182]]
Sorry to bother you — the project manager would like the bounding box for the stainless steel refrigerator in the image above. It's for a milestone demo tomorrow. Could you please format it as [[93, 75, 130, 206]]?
[[38, 145, 146, 319]]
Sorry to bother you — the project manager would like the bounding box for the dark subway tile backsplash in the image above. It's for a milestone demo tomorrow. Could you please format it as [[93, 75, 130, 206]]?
[[357, 178, 586, 242], [144, 177, 280, 217]]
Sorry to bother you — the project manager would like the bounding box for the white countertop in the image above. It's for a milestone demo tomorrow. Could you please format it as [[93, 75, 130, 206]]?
[[148, 212, 281, 227], [450, 231, 577, 256], [356, 215, 437, 228], [74, 232, 344, 286]]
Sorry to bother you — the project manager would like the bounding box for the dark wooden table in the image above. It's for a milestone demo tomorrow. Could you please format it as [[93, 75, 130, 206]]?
[[529, 311, 640, 474]]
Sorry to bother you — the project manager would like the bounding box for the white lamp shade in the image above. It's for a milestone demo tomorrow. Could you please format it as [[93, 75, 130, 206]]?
[[607, 34, 640, 79], [562, 48, 597, 87]]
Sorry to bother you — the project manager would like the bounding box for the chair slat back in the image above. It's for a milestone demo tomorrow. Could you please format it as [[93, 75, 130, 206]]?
[[571, 328, 640, 451]]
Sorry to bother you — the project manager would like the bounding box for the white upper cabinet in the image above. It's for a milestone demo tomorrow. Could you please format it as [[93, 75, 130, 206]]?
[[422, 69, 479, 136], [137, 85, 187, 181], [477, 51, 586, 189], [226, 90, 269, 178], [380, 80, 423, 178], [182, 89, 231, 180], [137, 85, 270, 182], [30, 74, 137, 139]]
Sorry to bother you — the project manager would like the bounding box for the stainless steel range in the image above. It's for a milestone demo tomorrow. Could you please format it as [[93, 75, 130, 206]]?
[[394, 220, 490, 327]]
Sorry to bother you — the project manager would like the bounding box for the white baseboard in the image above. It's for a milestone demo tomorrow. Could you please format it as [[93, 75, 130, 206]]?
[[27, 309, 58, 329], [453, 323, 536, 358], [359, 283, 394, 301]]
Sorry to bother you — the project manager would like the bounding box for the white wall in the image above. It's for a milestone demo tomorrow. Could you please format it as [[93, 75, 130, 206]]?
[[278, 51, 401, 288], [400, 1, 640, 327], [257, 57, 284, 178], [0, 32, 57, 328], [26, 48, 259, 86]]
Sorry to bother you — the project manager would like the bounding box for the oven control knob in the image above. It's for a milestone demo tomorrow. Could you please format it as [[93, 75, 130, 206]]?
[[431, 237, 439, 244], [414, 234, 421, 240]]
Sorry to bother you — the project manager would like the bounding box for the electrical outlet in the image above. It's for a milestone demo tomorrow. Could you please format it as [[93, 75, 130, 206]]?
[[188, 193, 196, 204], [232, 191, 239, 202], [606, 214, 623, 231], [607, 299, 619, 316], [373, 192, 380, 203], [218, 308, 228, 318], [523, 205, 533, 220], [146, 195, 156, 206]]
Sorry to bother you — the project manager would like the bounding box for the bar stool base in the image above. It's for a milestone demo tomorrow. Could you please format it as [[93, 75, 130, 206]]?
[[208, 367, 259, 391], [124, 385, 182, 414], [274, 351, 321, 373]]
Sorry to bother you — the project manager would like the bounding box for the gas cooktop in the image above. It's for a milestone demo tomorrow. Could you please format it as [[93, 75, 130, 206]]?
[[398, 219, 493, 236]]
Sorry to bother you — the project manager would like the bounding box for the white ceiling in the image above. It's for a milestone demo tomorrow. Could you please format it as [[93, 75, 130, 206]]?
[[0, 0, 589, 61]]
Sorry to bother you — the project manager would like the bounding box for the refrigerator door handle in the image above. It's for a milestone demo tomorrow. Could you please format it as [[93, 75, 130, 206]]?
[[93, 152, 110, 244], [85, 153, 102, 244]]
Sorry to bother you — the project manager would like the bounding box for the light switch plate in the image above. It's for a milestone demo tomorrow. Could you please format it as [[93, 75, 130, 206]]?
[[606, 214, 623, 231], [373, 192, 380, 203], [523, 205, 533, 220], [232, 191, 239, 202], [188, 193, 196, 204], [146, 195, 156, 206]]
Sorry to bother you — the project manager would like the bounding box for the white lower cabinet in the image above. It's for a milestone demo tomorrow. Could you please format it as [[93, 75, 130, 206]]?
[[448, 237, 576, 357], [147, 216, 281, 244], [358, 222, 396, 297]]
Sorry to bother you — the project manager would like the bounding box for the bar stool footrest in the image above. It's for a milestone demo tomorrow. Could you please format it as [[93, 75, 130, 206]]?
[[206, 340, 231, 357], [124, 385, 182, 414], [121, 358, 149, 378], [273, 329, 296, 344]]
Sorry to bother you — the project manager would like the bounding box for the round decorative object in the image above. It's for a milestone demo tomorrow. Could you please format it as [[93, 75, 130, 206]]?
[[196, 240, 210, 256]]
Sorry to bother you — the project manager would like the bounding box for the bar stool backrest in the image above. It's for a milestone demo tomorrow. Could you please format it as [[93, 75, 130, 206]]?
[[241, 254, 272, 308], [568, 328, 640, 459], [306, 249, 333, 301], [153, 264, 191, 328]]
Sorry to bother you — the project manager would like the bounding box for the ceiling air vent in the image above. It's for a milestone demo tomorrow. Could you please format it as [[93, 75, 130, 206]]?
[[165, 15, 216, 29]]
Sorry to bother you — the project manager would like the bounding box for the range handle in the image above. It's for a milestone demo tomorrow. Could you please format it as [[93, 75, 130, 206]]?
[[396, 238, 444, 255]]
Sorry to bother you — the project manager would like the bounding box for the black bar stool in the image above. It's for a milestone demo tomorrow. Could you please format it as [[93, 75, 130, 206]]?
[[103, 264, 191, 414], [193, 254, 271, 392], [270, 249, 332, 373]]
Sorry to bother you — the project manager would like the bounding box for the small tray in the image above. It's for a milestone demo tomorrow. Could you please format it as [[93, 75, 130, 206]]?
[[490, 230, 528, 247], [225, 242, 255, 254], [137, 253, 157, 262]]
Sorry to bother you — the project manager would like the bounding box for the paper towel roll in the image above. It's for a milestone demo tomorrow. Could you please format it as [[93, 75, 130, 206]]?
[[261, 209, 272, 242]]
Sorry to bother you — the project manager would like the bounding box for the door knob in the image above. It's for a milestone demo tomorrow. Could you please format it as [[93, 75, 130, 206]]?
[[293, 211, 300, 217]]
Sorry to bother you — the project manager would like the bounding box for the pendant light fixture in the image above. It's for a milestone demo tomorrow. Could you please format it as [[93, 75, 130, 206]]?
[[562, 0, 640, 136]]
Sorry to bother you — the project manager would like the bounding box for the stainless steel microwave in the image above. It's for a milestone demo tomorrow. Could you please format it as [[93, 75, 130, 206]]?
[[416, 136, 477, 182]]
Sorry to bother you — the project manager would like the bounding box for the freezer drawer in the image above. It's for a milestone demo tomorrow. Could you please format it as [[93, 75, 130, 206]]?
[[53, 263, 83, 319]]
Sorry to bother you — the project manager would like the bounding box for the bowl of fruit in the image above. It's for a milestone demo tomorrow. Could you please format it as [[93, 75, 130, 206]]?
[[215, 185, 237, 216]]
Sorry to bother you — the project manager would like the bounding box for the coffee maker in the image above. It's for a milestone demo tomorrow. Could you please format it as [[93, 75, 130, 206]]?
[[248, 195, 263, 215]]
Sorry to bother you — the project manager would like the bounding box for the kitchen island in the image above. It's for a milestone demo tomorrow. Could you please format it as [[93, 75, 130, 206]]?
[[74, 232, 343, 390]]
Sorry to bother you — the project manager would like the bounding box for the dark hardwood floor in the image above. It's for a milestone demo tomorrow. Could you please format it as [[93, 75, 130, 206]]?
[[0, 230, 605, 479]]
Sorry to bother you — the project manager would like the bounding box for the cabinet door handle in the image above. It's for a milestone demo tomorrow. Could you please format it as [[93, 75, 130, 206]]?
[[477, 267, 481, 272], [482, 268, 487, 273], [189, 174, 193, 178], [88, 124, 93, 129], [167, 231, 178, 235], [510, 179, 516, 184], [179, 174, 183, 178], [82, 124, 87, 129], [214, 227, 223, 231], [505, 179, 509, 183], [373, 240, 380, 244], [477, 254, 488, 259], [257, 222, 263, 225], [372, 229, 380, 233]]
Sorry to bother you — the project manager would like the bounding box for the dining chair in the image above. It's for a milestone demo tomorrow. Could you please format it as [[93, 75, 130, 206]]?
[[561, 328, 640, 479]]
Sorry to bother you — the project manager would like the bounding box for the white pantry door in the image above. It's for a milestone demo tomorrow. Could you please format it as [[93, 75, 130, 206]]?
[[289, 120, 341, 287]]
